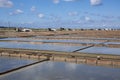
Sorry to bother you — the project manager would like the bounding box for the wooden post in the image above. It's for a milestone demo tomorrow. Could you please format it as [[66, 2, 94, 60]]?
[[96, 60, 98, 64], [111, 60, 113, 66], [65, 56, 67, 62], [75, 56, 77, 63], [8, 53, 11, 57], [52, 55, 54, 61], [84, 57, 87, 63], [0, 52, 2, 56]]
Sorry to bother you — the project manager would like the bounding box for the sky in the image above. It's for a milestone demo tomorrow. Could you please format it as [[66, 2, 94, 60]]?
[[0, 0, 120, 29]]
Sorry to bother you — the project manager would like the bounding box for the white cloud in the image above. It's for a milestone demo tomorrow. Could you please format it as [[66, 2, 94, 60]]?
[[53, 0, 78, 4], [63, 0, 77, 2], [30, 6, 36, 12], [53, 0, 60, 4], [90, 0, 102, 6], [9, 9, 23, 15], [0, 0, 13, 8], [15, 9, 23, 13], [85, 16, 91, 21], [38, 13, 44, 18], [68, 11, 78, 16]]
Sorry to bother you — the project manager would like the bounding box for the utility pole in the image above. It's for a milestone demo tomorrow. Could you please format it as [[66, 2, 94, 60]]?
[[8, 21, 10, 30]]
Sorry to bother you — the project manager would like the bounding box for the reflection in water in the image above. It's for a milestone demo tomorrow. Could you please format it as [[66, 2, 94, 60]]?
[[65, 63, 77, 71], [105, 42, 120, 45], [0, 38, 102, 44], [0, 42, 85, 52], [79, 47, 120, 55], [0, 61, 120, 80], [0, 56, 36, 73]]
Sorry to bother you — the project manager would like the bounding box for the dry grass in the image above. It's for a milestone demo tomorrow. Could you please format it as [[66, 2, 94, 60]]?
[[0, 30, 119, 38]]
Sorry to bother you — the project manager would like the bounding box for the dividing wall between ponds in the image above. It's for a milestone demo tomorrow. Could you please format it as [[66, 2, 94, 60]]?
[[0, 48, 120, 68]]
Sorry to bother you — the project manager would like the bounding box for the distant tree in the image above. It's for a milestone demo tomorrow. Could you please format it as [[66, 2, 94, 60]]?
[[48, 28, 52, 31], [60, 27, 65, 31], [80, 28, 84, 31], [67, 28, 72, 31]]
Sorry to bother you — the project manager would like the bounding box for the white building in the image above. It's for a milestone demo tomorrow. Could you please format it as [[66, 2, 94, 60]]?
[[16, 28, 32, 32], [22, 29, 32, 32]]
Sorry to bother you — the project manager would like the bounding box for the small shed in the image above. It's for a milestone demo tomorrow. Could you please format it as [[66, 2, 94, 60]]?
[[16, 28, 32, 32], [22, 29, 32, 32]]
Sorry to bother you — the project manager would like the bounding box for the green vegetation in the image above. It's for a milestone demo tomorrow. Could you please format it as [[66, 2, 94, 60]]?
[[0, 26, 16, 32]]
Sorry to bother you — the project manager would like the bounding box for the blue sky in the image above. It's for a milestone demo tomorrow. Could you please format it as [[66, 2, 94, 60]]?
[[0, 0, 120, 28]]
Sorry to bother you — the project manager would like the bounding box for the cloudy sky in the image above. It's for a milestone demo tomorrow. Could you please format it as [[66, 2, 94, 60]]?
[[0, 0, 120, 28]]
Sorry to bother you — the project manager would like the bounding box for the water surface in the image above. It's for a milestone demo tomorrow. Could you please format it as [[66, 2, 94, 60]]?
[[0, 61, 120, 80], [0, 42, 85, 52], [0, 38, 102, 44], [78, 47, 120, 55], [0, 56, 36, 73], [105, 42, 120, 45]]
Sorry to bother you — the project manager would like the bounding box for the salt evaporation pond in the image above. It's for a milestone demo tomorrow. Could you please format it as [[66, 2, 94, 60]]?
[[78, 47, 120, 55], [0, 38, 102, 44], [0, 42, 85, 52], [0, 56, 36, 73], [0, 61, 120, 80], [105, 42, 120, 45]]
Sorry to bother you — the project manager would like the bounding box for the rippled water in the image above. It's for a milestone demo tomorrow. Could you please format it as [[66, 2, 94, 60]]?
[[0, 56, 36, 73], [79, 47, 120, 55], [0, 61, 120, 80]]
